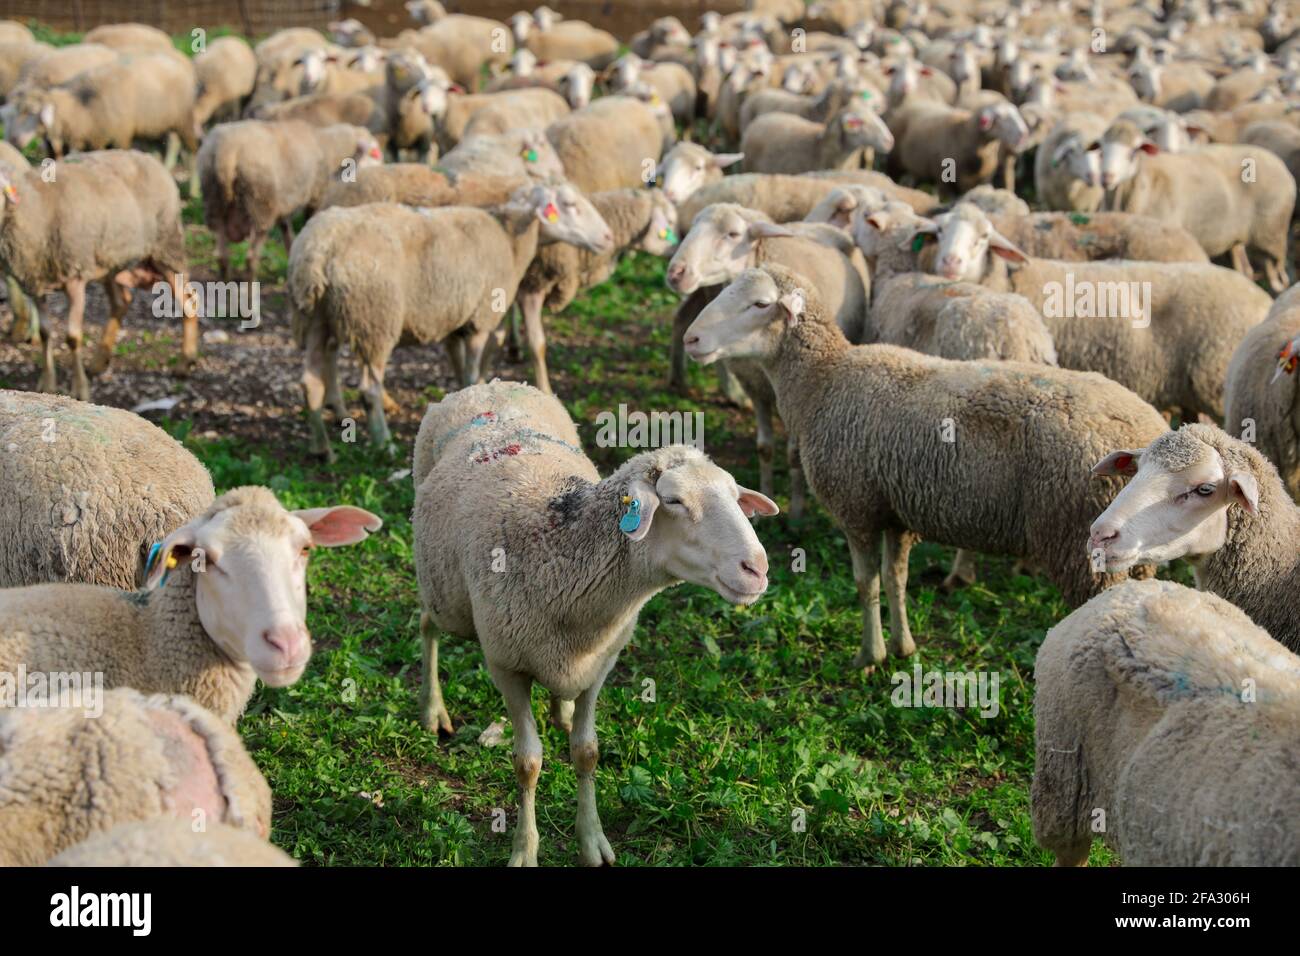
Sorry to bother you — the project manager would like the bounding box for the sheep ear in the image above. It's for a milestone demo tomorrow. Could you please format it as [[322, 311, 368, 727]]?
[[1050, 138, 1078, 166], [1091, 449, 1143, 477], [1228, 471, 1259, 515], [1136, 140, 1159, 155], [39, 103, 54, 128], [778, 288, 805, 325], [737, 486, 779, 518], [988, 230, 1029, 263], [621, 478, 660, 542], [293, 506, 383, 547], [747, 221, 794, 240], [144, 525, 198, 591], [713, 152, 744, 168]]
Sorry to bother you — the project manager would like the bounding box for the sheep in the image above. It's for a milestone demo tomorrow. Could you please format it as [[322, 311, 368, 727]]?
[[657, 141, 744, 205], [0, 150, 200, 401], [0, 40, 52, 101], [390, 15, 513, 91], [47, 819, 298, 867], [1090, 423, 1300, 652], [1032, 579, 1300, 867], [0, 486, 383, 724], [546, 96, 669, 193], [742, 106, 895, 174], [511, 14, 619, 70], [290, 183, 614, 456], [250, 90, 380, 132], [412, 380, 777, 865], [485, 56, 595, 110], [516, 188, 680, 393], [0, 390, 214, 590], [318, 164, 525, 212], [683, 263, 1168, 669], [1240, 119, 1300, 187], [193, 36, 258, 126], [5, 53, 199, 169], [920, 203, 1273, 422], [437, 87, 570, 153], [433, 128, 563, 183], [247, 29, 331, 113], [1224, 287, 1300, 499], [0, 139, 38, 346], [739, 77, 884, 135], [607, 54, 697, 126], [0, 19, 32, 45], [10, 42, 119, 93], [678, 171, 937, 228], [83, 23, 174, 53], [1096, 119, 1295, 292], [986, 211, 1209, 264], [1033, 113, 1108, 212], [198, 120, 382, 281], [666, 204, 870, 514], [629, 15, 693, 59], [1128, 58, 1216, 112], [0, 688, 272, 866], [886, 98, 1029, 194]]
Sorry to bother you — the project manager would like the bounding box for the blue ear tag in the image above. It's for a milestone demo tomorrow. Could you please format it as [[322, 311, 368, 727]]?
[[146, 541, 171, 587], [619, 496, 642, 533]]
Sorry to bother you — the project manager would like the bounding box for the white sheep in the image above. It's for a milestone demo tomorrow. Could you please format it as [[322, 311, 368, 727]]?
[[741, 106, 895, 174], [0, 486, 382, 724], [47, 819, 297, 867], [412, 380, 777, 865], [1090, 423, 1300, 653], [1033, 579, 1300, 866], [0, 688, 272, 865]]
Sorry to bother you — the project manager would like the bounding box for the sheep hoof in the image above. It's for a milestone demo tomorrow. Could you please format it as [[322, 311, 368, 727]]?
[[86, 351, 112, 377], [851, 649, 885, 674], [508, 847, 539, 867], [578, 832, 616, 867], [419, 703, 454, 737]]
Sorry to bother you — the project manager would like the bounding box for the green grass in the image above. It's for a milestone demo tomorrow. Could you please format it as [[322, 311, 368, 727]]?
[[151, 252, 1141, 867]]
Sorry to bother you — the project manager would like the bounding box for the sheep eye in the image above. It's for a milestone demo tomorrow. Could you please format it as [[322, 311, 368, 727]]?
[[1194, 484, 1216, 497], [755, 300, 773, 308], [662, 497, 683, 507]]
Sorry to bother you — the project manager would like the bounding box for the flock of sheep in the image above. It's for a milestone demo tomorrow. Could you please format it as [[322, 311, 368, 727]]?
[[0, 0, 1298, 868]]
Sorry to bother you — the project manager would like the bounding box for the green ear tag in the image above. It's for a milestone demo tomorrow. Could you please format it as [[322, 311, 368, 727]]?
[[911, 234, 927, 252], [523, 148, 538, 163], [661, 227, 678, 244], [1069, 213, 1090, 226], [859, 90, 872, 100]]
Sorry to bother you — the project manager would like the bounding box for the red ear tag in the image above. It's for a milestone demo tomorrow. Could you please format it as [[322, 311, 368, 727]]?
[[543, 202, 560, 223]]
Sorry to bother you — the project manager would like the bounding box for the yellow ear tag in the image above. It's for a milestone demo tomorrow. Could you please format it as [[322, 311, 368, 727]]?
[[166, 553, 179, 569], [543, 202, 560, 223]]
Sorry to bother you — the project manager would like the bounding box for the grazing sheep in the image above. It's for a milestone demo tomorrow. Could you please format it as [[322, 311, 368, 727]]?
[[0, 486, 383, 724], [886, 99, 1028, 194], [739, 77, 883, 135], [48, 819, 297, 867], [0, 20, 32, 45], [5, 53, 199, 166], [438, 87, 570, 153], [987, 211, 1209, 264], [485, 55, 595, 110], [741, 107, 895, 174], [517, 188, 680, 392], [657, 141, 744, 205], [607, 54, 698, 126], [250, 91, 380, 133], [0, 390, 214, 590], [317, 163, 525, 212], [0, 688, 272, 866], [390, 15, 512, 91], [546, 96, 669, 193], [1240, 119, 1300, 187], [1033, 579, 1300, 866], [0, 139, 38, 346], [412, 380, 777, 865], [921, 203, 1272, 422], [1128, 59, 1215, 112], [1090, 423, 1300, 652], [193, 36, 258, 126], [290, 184, 614, 455], [247, 28, 331, 113], [678, 171, 937, 227], [1224, 286, 1300, 498], [198, 120, 382, 280], [1097, 119, 1295, 292], [0, 40, 52, 101], [10, 42, 119, 93], [683, 264, 1168, 668], [0, 150, 200, 400], [435, 128, 564, 183], [511, 15, 619, 70]]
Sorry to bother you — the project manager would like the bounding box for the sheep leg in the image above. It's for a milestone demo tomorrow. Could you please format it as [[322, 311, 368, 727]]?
[[1229, 242, 1255, 281], [246, 231, 268, 283], [323, 337, 348, 419], [519, 289, 550, 393], [36, 311, 57, 393], [506, 302, 523, 363], [172, 271, 200, 370], [216, 232, 232, 282], [418, 611, 454, 736], [301, 322, 334, 461], [279, 217, 296, 254], [669, 299, 692, 392], [1264, 255, 1290, 295], [360, 357, 394, 453], [787, 433, 806, 521], [548, 696, 574, 732], [491, 666, 542, 867], [64, 279, 90, 402], [570, 656, 617, 866], [848, 531, 886, 672], [754, 392, 776, 501], [717, 362, 752, 408], [463, 325, 496, 388], [943, 549, 978, 591], [163, 131, 181, 173], [89, 280, 130, 376], [6, 275, 40, 345], [883, 529, 917, 658], [446, 333, 468, 386]]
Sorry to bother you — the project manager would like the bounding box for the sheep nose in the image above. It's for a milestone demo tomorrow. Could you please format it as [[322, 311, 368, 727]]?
[[741, 552, 768, 579], [1089, 525, 1120, 548], [262, 623, 308, 658], [666, 262, 687, 288]]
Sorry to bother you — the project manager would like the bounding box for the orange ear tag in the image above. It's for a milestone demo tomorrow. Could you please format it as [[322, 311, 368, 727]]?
[[543, 202, 560, 223]]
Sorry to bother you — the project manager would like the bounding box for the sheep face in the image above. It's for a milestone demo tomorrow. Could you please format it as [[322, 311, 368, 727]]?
[[608, 54, 641, 92], [4, 95, 48, 151], [1129, 62, 1161, 103], [658, 143, 742, 205], [979, 103, 1029, 152], [682, 267, 790, 364], [850, 200, 922, 257], [623, 455, 776, 605], [557, 64, 594, 109], [1097, 127, 1157, 191], [510, 13, 534, 46], [842, 109, 895, 154], [1089, 430, 1259, 571], [924, 205, 1027, 281], [811, 185, 888, 230], [529, 184, 615, 254], [146, 490, 382, 688], [664, 206, 792, 294], [1053, 135, 1101, 188]]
